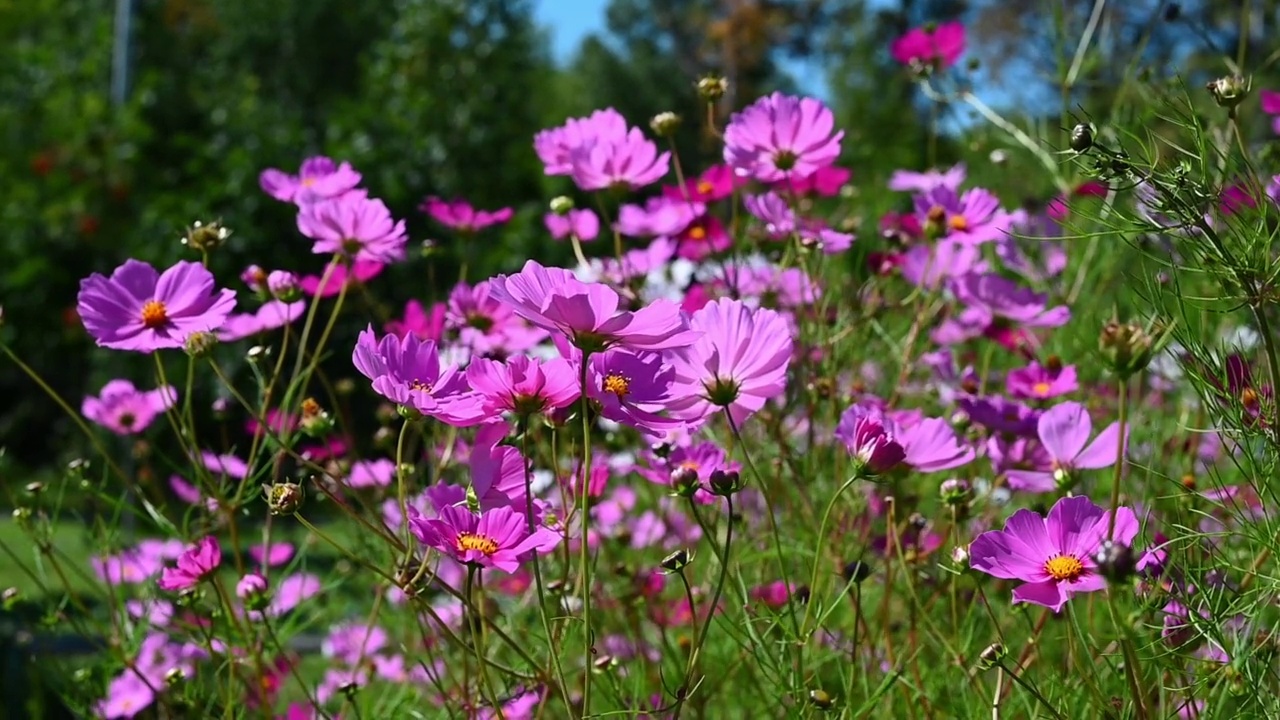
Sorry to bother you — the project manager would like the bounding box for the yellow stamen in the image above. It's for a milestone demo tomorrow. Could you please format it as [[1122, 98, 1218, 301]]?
[[1044, 554, 1084, 581], [409, 379, 433, 392], [948, 215, 969, 232], [696, 180, 714, 195], [456, 532, 499, 555], [1032, 381, 1051, 396], [603, 372, 630, 398], [688, 226, 707, 241], [140, 300, 168, 328]]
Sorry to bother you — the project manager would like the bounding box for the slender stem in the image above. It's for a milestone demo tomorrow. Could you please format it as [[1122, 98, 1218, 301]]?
[[1107, 376, 1129, 538], [801, 473, 861, 636], [466, 567, 504, 719], [1251, 304, 1280, 437], [394, 420, 414, 562], [995, 662, 1066, 720], [577, 356, 594, 716], [673, 495, 735, 718], [1107, 598, 1148, 720]]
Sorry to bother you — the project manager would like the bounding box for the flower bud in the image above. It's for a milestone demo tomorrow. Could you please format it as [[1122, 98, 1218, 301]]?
[[1099, 320, 1162, 379], [397, 404, 423, 421], [708, 468, 742, 497], [841, 559, 872, 585], [246, 345, 272, 364], [809, 689, 834, 710], [649, 111, 681, 137], [182, 220, 231, 252], [977, 642, 1006, 670], [263, 481, 304, 516], [660, 549, 692, 573], [236, 572, 270, 611], [950, 544, 970, 568], [1069, 124, 1094, 153], [2, 587, 20, 610], [1053, 466, 1074, 491], [267, 270, 301, 303], [696, 74, 728, 102], [184, 331, 218, 358], [549, 196, 574, 215], [241, 265, 268, 294], [1207, 75, 1250, 109], [669, 465, 701, 498], [939, 478, 972, 507], [299, 398, 334, 438]]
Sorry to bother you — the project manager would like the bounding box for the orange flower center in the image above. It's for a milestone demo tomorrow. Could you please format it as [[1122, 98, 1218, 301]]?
[[689, 226, 707, 241], [1032, 381, 1051, 396], [409, 379, 433, 392], [926, 206, 947, 223], [456, 532, 499, 555], [140, 300, 169, 328], [302, 177, 316, 187], [603, 372, 630, 398], [696, 180, 714, 195], [947, 215, 969, 232], [678, 460, 699, 471], [1044, 554, 1084, 581]]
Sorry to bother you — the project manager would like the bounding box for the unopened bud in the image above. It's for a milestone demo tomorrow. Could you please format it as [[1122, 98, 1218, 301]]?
[[1207, 75, 1251, 109], [240, 265, 268, 293], [708, 468, 742, 497], [263, 481, 303, 516], [549, 196, 574, 215], [181, 220, 231, 252], [236, 572, 270, 611], [977, 642, 1006, 670], [696, 75, 728, 102], [1099, 320, 1162, 379], [184, 331, 218, 358], [1093, 540, 1136, 583], [650, 111, 681, 137], [1069, 124, 1094, 153], [841, 559, 872, 585], [809, 689, 834, 710], [2, 587, 19, 610], [660, 549, 691, 573], [939, 478, 972, 507], [669, 465, 700, 498], [267, 270, 301, 303], [951, 544, 970, 568]]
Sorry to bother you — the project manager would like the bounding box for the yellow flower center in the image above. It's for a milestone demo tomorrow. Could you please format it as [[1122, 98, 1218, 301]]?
[[140, 300, 169, 328], [603, 372, 630, 398], [696, 180, 714, 195], [678, 460, 699, 471], [456, 532, 499, 555], [409, 379, 433, 392], [1044, 554, 1084, 581], [688, 226, 707, 240], [302, 177, 316, 187], [926, 206, 947, 223], [1032, 381, 1051, 396], [948, 215, 969, 232]]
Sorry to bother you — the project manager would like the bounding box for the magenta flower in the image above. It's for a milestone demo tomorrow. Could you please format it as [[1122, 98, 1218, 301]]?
[[408, 504, 559, 573], [615, 196, 702, 238], [467, 355, 580, 417], [899, 240, 984, 290], [534, 108, 629, 175], [898, 417, 974, 472], [668, 298, 792, 427], [421, 196, 514, 232], [248, 543, 295, 568], [545, 209, 601, 242], [82, 380, 176, 435], [351, 326, 484, 426], [348, 459, 396, 488], [77, 260, 237, 352], [637, 441, 740, 501], [569, 126, 670, 191], [915, 185, 1011, 244], [297, 191, 406, 264], [778, 166, 852, 197], [889, 163, 966, 193], [675, 215, 731, 260], [99, 671, 155, 719], [300, 258, 384, 298], [969, 495, 1138, 612], [932, 272, 1070, 346], [197, 451, 249, 479], [588, 348, 683, 437], [487, 260, 697, 352], [724, 92, 843, 182], [664, 164, 744, 203], [386, 299, 446, 341], [891, 22, 966, 70], [157, 536, 221, 592], [446, 280, 547, 355], [216, 300, 306, 342], [1006, 361, 1079, 400], [1263, 89, 1280, 134], [835, 404, 906, 476], [259, 156, 362, 205], [744, 191, 854, 254], [1005, 401, 1125, 493]]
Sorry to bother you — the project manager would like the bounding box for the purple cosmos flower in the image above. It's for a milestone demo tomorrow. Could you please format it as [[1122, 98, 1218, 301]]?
[[301, 258, 384, 298], [99, 671, 155, 719], [446, 280, 547, 356], [898, 417, 975, 472], [82, 380, 176, 435], [241, 265, 268, 293], [588, 348, 683, 437], [667, 298, 792, 427], [157, 536, 221, 592], [259, 156, 362, 206], [387, 299, 447, 341], [1006, 361, 1079, 400], [615, 196, 702, 238], [636, 441, 740, 501], [420, 196, 514, 232], [322, 622, 388, 665], [779, 166, 852, 197], [216, 300, 306, 342], [915, 185, 1011, 244], [743, 192, 854, 254], [248, 542, 295, 568], [351, 326, 484, 426], [675, 214, 732, 260], [835, 404, 906, 476], [969, 495, 1138, 612], [236, 572, 268, 601], [408, 504, 559, 573], [545, 209, 601, 242], [959, 395, 1041, 437], [266, 270, 300, 302], [1262, 89, 1280, 134], [466, 422, 533, 510], [899, 241, 983, 290], [262, 573, 321, 618], [487, 260, 698, 353], [77, 260, 237, 352], [585, 236, 677, 286], [347, 458, 396, 488], [467, 355, 580, 417], [723, 92, 843, 182], [297, 190, 407, 264], [534, 108, 629, 175], [1005, 401, 1125, 493], [169, 475, 219, 512], [932, 272, 1070, 346], [664, 164, 745, 202], [888, 163, 967, 193], [891, 22, 966, 70], [569, 126, 670, 191], [197, 451, 249, 479]]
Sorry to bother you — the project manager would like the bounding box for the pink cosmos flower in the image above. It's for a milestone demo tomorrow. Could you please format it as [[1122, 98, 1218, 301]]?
[[351, 326, 484, 426], [467, 355, 580, 417], [1262, 89, 1280, 134], [197, 451, 249, 479], [446, 280, 547, 355], [545, 209, 601, 242], [569, 126, 670, 191], [300, 258, 384, 298], [588, 348, 683, 437], [891, 22, 966, 70], [169, 475, 219, 512], [1006, 361, 1079, 400], [1005, 401, 1125, 493], [969, 495, 1138, 612], [898, 417, 974, 472], [636, 441, 739, 503], [157, 536, 222, 592], [82, 380, 176, 435], [259, 156, 361, 205], [615, 196, 702, 238], [216, 300, 306, 342], [744, 191, 854, 254], [899, 241, 984, 289], [667, 298, 792, 427], [915, 185, 1011, 244], [487, 260, 698, 352], [750, 581, 796, 608], [77, 260, 237, 352], [888, 163, 966, 193], [932, 272, 1070, 347], [248, 543, 295, 568], [664, 164, 744, 202], [723, 92, 843, 182], [835, 404, 906, 476], [386, 299, 447, 341], [262, 574, 321, 618], [534, 108, 629, 175], [776, 166, 852, 197], [408, 504, 559, 573], [297, 191, 406, 264], [420, 196, 514, 232], [348, 458, 396, 488], [675, 214, 731, 260]]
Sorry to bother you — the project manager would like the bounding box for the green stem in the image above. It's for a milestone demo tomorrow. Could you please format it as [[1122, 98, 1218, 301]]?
[[520, 418, 571, 710], [1107, 376, 1128, 538], [673, 495, 735, 718], [577, 356, 594, 716], [995, 662, 1066, 720], [466, 566, 504, 719], [801, 473, 861, 636]]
